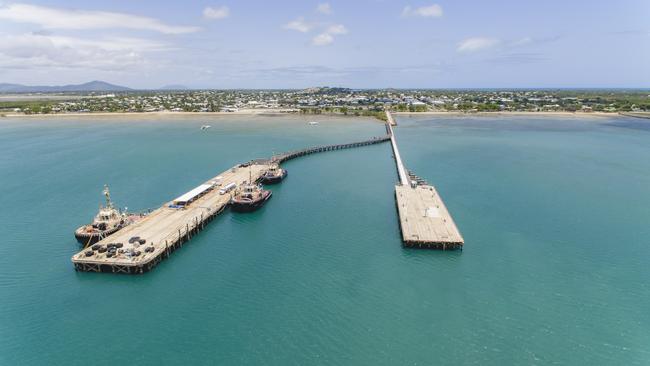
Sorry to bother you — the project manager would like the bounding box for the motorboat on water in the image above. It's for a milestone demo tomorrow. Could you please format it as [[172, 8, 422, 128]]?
[[201, 125, 211, 130], [260, 165, 287, 184], [230, 183, 272, 212]]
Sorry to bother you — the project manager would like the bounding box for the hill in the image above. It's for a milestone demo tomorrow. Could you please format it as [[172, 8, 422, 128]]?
[[0, 80, 132, 93]]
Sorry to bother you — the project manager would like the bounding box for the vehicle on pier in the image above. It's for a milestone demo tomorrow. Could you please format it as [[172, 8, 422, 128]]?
[[260, 165, 287, 184], [230, 183, 272, 212], [74, 185, 143, 246]]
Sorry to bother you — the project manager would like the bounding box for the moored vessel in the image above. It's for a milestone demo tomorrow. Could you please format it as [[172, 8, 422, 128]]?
[[74, 185, 143, 246], [230, 183, 272, 212], [260, 165, 287, 184]]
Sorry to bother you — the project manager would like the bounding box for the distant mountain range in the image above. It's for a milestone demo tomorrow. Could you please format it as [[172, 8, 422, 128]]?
[[0, 80, 132, 93]]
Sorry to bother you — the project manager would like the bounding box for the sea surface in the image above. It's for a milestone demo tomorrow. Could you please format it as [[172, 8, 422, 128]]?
[[0, 114, 649, 365]]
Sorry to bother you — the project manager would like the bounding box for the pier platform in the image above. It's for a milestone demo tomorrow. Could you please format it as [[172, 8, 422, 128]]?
[[395, 184, 463, 249], [387, 121, 464, 249], [72, 134, 391, 274], [72, 164, 270, 274]]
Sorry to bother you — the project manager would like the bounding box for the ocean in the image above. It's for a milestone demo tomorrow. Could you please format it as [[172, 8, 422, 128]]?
[[1, 113, 649, 365]]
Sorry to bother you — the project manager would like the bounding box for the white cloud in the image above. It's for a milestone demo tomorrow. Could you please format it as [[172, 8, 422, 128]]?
[[312, 33, 334, 46], [510, 37, 532, 47], [316, 3, 332, 14], [457, 37, 501, 52], [0, 33, 166, 70], [326, 24, 347, 35], [311, 25, 347, 46], [0, 3, 199, 34], [401, 4, 443, 18], [283, 17, 313, 33], [203, 6, 229, 20], [283, 16, 347, 46]]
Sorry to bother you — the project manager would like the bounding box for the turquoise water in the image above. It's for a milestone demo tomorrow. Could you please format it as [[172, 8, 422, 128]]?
[[1, 114, 649, 365]]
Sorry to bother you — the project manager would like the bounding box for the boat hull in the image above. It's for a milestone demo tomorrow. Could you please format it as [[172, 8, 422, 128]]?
[[74, 225, 122, 245], [231, 191, 272, 212], [260, 170, 287, 184]]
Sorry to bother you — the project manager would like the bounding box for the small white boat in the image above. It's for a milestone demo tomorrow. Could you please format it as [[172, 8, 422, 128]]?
[[308, 121, 319, 125], [201, 125, 211, 130]]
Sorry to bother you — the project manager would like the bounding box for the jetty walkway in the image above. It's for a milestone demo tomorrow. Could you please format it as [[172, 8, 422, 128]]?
[[271, 135, 390, 164], [386, 113, 464, 249], [72, 134, 390, 274]]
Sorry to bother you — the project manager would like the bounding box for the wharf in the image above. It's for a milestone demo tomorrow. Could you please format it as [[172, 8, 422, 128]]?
[[72, 134, 391, 274], [395, 184, 463, 249], [387, 121, 464, 249], [72, 164, 270, 273]]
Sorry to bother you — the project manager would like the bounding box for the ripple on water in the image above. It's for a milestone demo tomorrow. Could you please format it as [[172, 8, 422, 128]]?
[[1, 115, 650, 365]]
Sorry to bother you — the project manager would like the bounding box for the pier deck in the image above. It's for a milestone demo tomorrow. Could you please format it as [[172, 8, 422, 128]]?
[[387, 120, 464, 249], [72, 134, 391, 274], [385, 110, 397, 126], [72, 164, 270, 273], [395, 185, 463, 249]]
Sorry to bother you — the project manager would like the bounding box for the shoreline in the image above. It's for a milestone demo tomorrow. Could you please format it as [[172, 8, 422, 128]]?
[[392, 111, 620, 118], [0, 109, 295, 118], [0, 110, 631, 120]]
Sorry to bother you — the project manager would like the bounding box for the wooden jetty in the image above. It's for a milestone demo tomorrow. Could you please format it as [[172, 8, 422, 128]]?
[[271, 135, 390, 164], [386, 122, 464, 249], [72, 134, 390, 274]]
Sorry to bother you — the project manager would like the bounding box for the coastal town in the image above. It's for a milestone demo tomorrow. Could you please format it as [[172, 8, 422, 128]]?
[[1, 88, 649, 116]]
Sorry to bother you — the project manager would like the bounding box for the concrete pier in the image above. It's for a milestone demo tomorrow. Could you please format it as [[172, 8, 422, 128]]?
[[387, 119, 464, 249], [72, 163, 270, 274], [386, 122, 409, 185], [385, 110, 397, 126], [72, 134, 391, 274]]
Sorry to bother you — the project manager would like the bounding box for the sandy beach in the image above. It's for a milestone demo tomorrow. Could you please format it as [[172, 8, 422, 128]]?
[[0, 109, 294, 118], [392, 111, 620, 118]]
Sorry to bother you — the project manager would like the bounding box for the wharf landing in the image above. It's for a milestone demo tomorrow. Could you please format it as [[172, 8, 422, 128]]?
[[72, 134, 390, 274], [72, 164, 269, 274], [387, 122, 464, 249]]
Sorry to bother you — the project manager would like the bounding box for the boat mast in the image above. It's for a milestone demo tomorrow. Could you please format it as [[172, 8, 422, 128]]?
[[103, 184, 113, 209]]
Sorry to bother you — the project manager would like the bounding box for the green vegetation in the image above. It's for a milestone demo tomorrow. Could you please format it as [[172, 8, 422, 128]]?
[[393, 103, 428, 112], [0, 100, 55, 114], [300, 107, 388, 121], [1, 89, 648, 115]]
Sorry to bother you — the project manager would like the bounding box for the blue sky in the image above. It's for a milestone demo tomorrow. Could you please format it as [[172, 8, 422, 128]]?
[[0, 0, 648, 88]]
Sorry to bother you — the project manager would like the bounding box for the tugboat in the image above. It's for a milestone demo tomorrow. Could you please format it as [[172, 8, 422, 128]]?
[[260, 165, 287, 184], [74, 185, 141, 246], [230, 183, 272, 212]]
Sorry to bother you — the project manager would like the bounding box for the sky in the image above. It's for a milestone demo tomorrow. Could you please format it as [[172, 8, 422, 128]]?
[[0, 0, 649, 89]]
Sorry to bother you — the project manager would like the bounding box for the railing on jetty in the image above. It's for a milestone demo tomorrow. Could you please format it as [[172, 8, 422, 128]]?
[[270, 135, 391, 164]]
